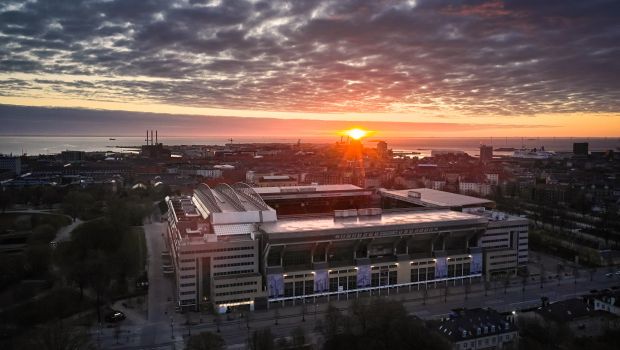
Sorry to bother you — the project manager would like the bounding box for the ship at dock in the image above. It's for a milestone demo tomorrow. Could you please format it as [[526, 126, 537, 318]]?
[[512, 147, 555, 159]]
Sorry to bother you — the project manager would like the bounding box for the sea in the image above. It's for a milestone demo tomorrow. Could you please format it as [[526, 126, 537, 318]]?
[[1, 136, 619, 158]]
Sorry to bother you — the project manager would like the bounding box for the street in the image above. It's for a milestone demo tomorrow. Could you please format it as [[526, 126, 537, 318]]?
[[93, 246, 620, 350]]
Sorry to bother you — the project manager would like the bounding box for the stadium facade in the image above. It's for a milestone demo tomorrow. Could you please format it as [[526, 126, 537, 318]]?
[[165, 184, 527, 313]]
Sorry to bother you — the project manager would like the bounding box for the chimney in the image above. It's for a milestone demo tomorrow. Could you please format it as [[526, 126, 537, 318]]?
[[156, 130, 158, 144], [146, 130, 149, 144], [150, 130, 154, 145]]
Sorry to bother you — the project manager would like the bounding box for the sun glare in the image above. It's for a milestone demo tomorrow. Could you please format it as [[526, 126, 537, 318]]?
[[346, 128, 368, 140]]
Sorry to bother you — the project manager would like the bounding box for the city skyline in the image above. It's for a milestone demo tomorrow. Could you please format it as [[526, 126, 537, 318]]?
[[1, 0, 620, 137]]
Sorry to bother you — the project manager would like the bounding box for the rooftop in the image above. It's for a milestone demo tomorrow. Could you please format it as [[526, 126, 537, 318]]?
[[380, 188, 495, 208], [534, 298, 597, 323], [193, 183, 272, 214], [438, 308, 516, 342], [191, 183, 277, 225], [169, 196, 201, 221], [254, 184, 365, 195], [260, 209, 487, 235]]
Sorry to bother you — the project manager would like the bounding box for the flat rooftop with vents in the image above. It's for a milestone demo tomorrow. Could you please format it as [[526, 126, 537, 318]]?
[[380, 188, 495, 209]]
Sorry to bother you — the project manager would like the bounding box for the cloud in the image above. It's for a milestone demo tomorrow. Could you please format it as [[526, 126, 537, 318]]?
[[0, 0, 619, 116], [0, 104, 552, 137]]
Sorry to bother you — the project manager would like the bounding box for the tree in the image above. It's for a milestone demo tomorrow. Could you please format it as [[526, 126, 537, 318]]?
[[0, 188, 13, 213], [589, 266, 597, 281], [62, 191, 94, 221], [20, 320, 92, 350], [40, 187, 60, 209], [503, 274, 511, 294], [291, 326, 306, 348], [572, 266, 580, 285], [539, 263, 546, 289], [214, 313, 222, 333], [464, 281, 471, 302], [274, 308, 280, 326], [556, 264, 564, 286], [250, 328, 275, 350], [186, 331, 225, 350], [322, 298, 450, 350], [521, 271, 529, 295], [322, 303, 343, 339]]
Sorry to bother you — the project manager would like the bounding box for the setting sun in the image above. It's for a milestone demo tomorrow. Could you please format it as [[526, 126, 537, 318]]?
[[346, 128, 368, 140]]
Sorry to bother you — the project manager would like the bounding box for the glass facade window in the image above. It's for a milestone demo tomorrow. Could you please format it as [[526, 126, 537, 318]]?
[[305, 280, 314, 295], [411, 269, 419, 282], [284, 282, 294, 297], [329, 277, 339, 292], [371, 266, 397, 287]]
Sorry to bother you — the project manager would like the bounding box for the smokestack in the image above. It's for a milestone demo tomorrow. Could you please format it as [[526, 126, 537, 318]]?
[[146, 130, 149, 144], [156, 130, 158, 144], [150, 130, 153, 145]]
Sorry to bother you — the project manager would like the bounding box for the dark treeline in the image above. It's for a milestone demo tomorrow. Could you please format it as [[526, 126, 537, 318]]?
[[0, 183, 167, 348]]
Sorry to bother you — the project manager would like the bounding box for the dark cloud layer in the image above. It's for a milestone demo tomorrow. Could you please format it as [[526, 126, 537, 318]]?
[[1, 0, 619, 115], [0, 104, 550, 136]]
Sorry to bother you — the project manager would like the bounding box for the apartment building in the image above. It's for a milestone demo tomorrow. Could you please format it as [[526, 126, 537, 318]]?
[[438, 308, 518, 350]]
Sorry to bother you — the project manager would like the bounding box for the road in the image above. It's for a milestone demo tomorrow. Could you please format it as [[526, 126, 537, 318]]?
[[93, 211, 183, 350], [93, 260, 620, 350], [53, 218, 83, 242], [180, 270, 620, 349]]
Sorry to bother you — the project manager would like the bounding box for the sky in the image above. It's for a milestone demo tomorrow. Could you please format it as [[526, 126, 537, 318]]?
[[0, 0, 619, 137]]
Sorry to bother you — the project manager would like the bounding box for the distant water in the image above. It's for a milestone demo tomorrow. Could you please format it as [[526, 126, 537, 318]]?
[[0, 135, 619, 157]]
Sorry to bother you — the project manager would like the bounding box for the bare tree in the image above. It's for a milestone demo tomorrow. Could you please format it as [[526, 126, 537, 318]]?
[[274, 308, 280, 326], [556, 264, 564, 286], [539, 262, 546, 289], [25, 321, 92, 350], [214, 313, 222, 333], [572, 266, 580, 285], [114, 325, 121, 345], [245, 311, 251, 330], [186, 331, 225, 350], [521, 271, 529, 293]]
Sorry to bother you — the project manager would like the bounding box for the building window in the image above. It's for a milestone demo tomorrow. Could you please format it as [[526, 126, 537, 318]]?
[[305, 280, 314, 295], [284, 282, 294, 297], [411, 269, 419, 282]]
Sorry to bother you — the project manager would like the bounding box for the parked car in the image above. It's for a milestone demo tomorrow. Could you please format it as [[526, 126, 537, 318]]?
[[105, 310, 126, 323]]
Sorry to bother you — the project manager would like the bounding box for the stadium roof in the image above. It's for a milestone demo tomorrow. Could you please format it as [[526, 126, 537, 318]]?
[[192, 183, 277, 225], [380, 188, 494, 208], [260, 209, 487, 236], [254, 184, 371, 200], [254, 184, 367, 194]]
